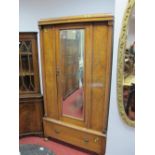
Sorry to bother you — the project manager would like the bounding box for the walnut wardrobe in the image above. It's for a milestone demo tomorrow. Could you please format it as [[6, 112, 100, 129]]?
[[39, 14, 113, 155]]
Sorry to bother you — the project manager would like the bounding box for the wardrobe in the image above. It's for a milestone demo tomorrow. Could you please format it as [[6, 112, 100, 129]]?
[[39, 14, 113, 155]]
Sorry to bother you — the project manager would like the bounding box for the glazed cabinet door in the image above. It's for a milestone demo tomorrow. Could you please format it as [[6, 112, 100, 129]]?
[[19, 33, 40, 94]]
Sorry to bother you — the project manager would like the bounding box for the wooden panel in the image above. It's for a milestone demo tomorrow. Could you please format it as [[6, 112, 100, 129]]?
[[19, 96, 44, 136], [31, 36, 40, 93], [103, 23, 113, 132], [84, 24, 93, 128], [43, 119, 106, 154], [90, 23, 109, 131], [41, 26, 59, 119], [38, 14, 113, 26]]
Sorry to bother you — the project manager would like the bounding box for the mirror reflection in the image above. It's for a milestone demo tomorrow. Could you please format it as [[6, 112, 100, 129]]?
[[123, 6, 135, 121], [60, 29, 84, 120]]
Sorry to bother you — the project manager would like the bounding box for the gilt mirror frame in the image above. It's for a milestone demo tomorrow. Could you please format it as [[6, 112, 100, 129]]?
[[117, 0, 135, 127]]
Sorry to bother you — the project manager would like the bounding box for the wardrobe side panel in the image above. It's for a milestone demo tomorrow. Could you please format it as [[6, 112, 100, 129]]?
[[42, 26, 59, 119], [91, 23, 109, 131]]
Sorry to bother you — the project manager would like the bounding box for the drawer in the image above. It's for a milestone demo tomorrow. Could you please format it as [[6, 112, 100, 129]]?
[[43, 119, 106, 154]]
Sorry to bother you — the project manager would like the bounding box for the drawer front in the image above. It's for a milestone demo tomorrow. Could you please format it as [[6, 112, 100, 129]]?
[[43, 119, 106, 154]]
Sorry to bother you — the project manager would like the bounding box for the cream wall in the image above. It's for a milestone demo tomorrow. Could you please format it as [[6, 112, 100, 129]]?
[[19, 0, 135, 155], [105, 0, 135, 155], [19, 0, 114, 31]]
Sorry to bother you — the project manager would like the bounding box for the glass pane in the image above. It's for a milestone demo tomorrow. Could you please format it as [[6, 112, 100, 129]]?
[[19, 76, 27, 92], [19, 41, 32, 53], [19, 75, 35, 92], [19, 76, 23, 92], [21, 55, 29, 72], [60, 29, 84, 120]]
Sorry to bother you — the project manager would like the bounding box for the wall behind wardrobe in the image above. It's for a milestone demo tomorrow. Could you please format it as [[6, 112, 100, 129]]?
[[19, 0, 114, 31], [106, 0, 135, 155]]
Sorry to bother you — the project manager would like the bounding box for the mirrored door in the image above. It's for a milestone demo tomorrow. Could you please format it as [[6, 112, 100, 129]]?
[[59, 29, 85, 120]]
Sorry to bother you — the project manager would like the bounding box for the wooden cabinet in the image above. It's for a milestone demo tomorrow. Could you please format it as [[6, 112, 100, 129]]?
[[19, 32, 44, 137], [39, 14, 113, 155], [19, 94, 43, 136]]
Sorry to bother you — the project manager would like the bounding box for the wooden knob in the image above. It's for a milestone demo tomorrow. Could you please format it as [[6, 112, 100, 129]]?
[[54, 129, 60, 134]]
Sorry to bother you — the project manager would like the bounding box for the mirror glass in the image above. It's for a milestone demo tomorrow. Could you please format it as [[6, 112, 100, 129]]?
[[123, 5, 135, 121], [60, 29, 84, 120]]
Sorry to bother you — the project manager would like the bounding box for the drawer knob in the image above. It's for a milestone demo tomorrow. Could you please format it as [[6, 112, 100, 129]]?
[[83, 138, 89, 143], [54, 129, 60, 134]]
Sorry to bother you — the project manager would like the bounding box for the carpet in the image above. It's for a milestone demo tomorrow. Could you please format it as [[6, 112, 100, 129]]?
[[20, 137, 96, 155], [19, 144, 55, 155], [63, 88, 84, 119]]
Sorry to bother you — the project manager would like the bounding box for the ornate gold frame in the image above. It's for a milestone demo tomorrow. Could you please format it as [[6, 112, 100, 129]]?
[[117, 0, 135, 127]]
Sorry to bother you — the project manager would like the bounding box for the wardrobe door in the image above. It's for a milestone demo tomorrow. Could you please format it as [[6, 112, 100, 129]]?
[[55, 24, 92, 127]]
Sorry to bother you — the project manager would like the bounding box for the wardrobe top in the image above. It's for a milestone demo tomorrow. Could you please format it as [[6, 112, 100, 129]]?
[[38, 14, 113, 26]]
